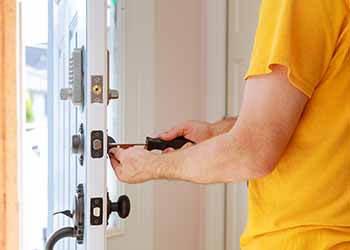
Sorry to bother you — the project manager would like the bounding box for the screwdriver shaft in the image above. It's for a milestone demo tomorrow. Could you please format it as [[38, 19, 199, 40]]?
[[108, 143, 145, 150]]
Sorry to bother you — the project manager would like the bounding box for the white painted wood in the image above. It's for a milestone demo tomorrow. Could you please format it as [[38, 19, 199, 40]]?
[[107, 0, 155, 249], [226, 1, 261, 250], [201, 1, 227, 250], [85, 1, 108, 249]]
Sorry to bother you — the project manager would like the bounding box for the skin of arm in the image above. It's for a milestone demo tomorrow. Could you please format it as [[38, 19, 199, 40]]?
[[210, 117, 237, 137], [109, 65, 308, 184]]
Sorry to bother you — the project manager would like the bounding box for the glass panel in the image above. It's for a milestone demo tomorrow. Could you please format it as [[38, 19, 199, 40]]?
[[20, 0, 49, 249]]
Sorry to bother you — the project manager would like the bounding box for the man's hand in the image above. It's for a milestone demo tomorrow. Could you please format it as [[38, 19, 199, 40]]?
[[159, 121, 214, 144], [109, 147, 160, 184]]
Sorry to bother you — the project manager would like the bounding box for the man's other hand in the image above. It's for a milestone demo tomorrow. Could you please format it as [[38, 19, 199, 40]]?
[[159, 121, 214, 144]]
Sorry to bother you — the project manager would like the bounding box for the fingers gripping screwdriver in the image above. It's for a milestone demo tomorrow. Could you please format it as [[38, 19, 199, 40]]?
[[108, 136, 195, 151]]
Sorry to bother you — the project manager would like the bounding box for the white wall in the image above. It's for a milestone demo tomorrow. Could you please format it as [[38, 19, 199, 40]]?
[[154, 1, 204, 250]]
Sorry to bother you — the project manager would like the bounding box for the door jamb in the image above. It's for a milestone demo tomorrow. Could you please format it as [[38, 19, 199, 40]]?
[[201, 0, 228, 250]]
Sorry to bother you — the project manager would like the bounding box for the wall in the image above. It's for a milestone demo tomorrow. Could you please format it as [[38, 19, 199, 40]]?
[[154, 1, 204, 250]]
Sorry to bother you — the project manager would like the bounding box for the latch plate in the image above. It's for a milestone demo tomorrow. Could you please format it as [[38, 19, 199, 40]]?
[[90, 198, 103, 225], [91, 130, 104, 158]]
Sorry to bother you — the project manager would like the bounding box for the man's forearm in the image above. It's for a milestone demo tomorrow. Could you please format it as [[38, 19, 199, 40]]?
[[210, 117, 238, 137], [154, 128, 267, 184]]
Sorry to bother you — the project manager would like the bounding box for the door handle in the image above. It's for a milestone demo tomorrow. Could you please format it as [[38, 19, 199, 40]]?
[[45, 227, 75, 250], [53, 209, 73, 218]]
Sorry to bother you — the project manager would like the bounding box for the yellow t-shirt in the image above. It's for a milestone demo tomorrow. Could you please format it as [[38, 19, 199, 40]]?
[[241, 0, 350, 249]]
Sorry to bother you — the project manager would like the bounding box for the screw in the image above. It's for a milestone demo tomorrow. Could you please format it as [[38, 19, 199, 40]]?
[[79, 123, 84, 133]]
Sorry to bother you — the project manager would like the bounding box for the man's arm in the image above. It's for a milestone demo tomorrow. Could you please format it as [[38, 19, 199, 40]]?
[[153, 65, 308, 183], [210, 117, 237, 137], [109, 65, 308, 184]]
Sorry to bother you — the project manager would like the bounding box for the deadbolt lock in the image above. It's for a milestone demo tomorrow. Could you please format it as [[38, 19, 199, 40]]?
[[108, 89, 119, 102]]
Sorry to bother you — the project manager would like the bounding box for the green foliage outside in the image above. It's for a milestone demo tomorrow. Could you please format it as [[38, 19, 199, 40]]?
[[26, 95, 34, 123]]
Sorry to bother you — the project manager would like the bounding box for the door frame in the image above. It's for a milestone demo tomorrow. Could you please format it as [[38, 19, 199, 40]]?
[[201, 0, 228, 250]]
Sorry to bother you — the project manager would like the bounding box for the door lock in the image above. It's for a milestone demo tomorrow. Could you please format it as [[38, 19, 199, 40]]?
[[60, 48, 84, 106], [46, 188, 130, 250], [108, 89, 119, 101]]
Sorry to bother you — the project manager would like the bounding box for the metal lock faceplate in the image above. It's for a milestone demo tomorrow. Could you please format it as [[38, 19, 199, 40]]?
[[90, 198, 103, 225], [91, 75, 103, 103]]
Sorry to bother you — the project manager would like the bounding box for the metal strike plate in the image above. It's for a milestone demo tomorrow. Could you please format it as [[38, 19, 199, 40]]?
[[60, 48, 84, 106], [91, 75, 103, 103]]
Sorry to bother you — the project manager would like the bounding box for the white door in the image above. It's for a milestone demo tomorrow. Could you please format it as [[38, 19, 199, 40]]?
[[226, 1, 261, 250], [48, 1, 155, 249], [47, 0, 138, 249]]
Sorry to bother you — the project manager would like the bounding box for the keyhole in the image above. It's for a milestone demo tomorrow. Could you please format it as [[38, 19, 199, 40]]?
[[93, 84, 102, 95]]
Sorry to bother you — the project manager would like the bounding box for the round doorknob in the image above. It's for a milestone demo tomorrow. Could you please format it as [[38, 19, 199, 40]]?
[[107, 193, 131, 220], [116, 195, 131, 219]]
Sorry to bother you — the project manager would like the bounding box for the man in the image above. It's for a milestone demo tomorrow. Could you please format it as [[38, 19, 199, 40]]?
[[109, 0, 350, 249]]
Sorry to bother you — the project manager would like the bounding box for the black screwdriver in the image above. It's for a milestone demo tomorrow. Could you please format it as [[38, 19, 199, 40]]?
[[108, 136, 195, 151]]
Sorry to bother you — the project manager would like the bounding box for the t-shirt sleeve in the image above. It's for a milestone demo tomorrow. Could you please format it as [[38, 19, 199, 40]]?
[[245, 0, 346, 97]]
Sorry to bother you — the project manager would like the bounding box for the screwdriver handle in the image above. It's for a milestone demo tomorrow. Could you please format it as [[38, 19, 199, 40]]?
[[146, 136, 195, 151]]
